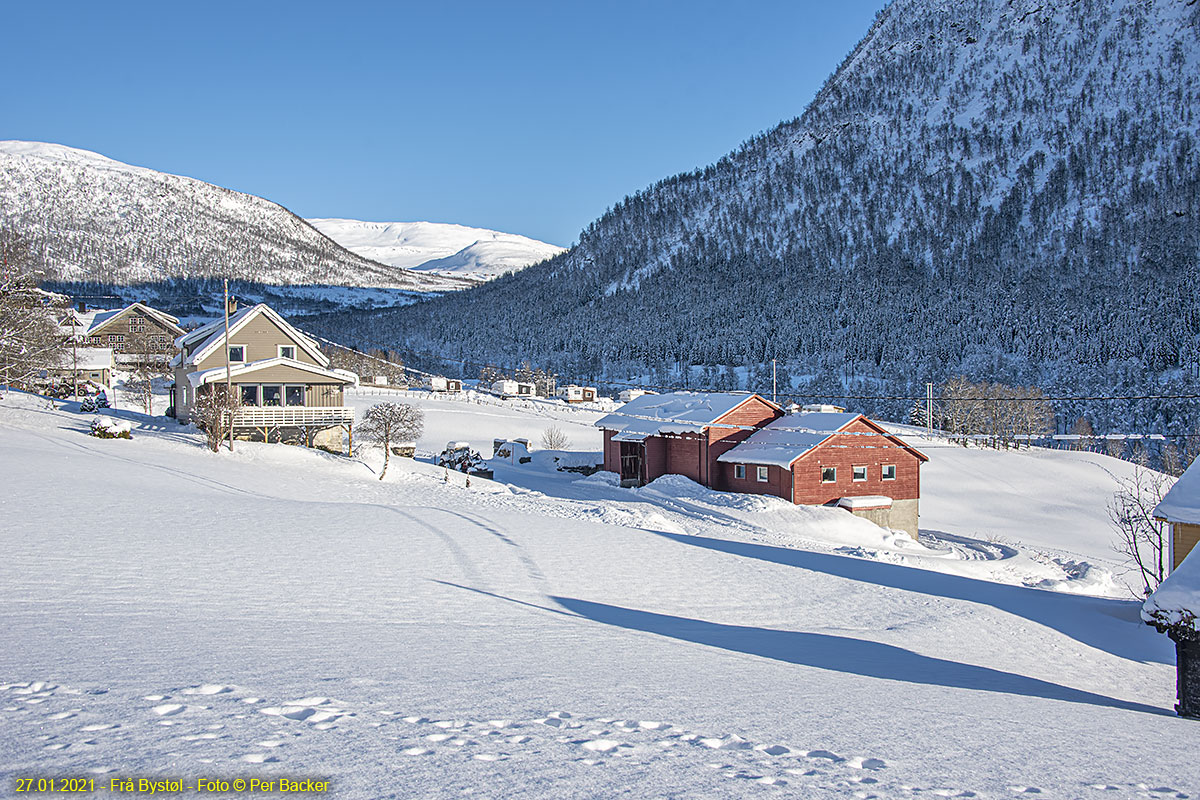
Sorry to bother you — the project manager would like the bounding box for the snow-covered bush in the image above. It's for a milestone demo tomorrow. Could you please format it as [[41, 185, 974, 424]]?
[[90, 416, 131, 440], [437, 442, 485, 473], [79, 395, 99, 413]]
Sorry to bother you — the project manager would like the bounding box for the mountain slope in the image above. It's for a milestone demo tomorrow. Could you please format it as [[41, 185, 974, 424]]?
[[321, 0, 1200, 432], [0, 142, 470, 292], [307, 218, 564, 281]]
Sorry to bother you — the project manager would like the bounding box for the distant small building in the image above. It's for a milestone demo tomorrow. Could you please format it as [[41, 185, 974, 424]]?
[[492, 379, 534, 398], [430, 376, 463, 393], [41, 348, 114, 389], [1155, 460, 1200, 572], [1143, 549, 1200, 719], [67, 302, 185, 367], [560, 385, 597, 403], [619, 388, 655, 403]]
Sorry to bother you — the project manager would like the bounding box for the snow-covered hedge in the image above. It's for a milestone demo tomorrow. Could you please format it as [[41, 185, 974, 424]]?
[[90, 416, 132, 440]]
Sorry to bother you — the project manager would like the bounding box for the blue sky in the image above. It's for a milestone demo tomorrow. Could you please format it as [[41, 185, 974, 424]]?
[[6, 1, 887, 247]]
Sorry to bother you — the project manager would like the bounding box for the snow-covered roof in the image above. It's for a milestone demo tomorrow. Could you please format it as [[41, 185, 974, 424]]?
[[175, 304, 327, 368], [596, 391, 773, 441], [1143, 547, 1200, 633], [53, 348, 114, 371], [717, 412, 929, 468], [187, 357, 355, 389], [85, 302, 182, 336], [717, 412, 860, 467], [1154, 459, 1200, 525]]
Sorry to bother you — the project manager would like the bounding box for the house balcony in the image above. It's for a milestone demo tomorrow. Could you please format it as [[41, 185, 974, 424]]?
[[232, 406, 355, 428]]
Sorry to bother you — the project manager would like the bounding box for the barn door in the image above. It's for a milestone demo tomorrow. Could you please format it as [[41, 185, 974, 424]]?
[[619, 441, 643, 485]]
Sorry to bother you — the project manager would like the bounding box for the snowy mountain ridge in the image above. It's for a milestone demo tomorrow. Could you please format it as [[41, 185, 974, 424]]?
[[307, 218, 565, 281], [0, 141, 471, 292]]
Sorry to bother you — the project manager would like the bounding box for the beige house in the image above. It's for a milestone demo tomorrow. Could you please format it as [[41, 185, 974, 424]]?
[[66, 302, 185, 366], [171, 304, 356, 449], [1156, 459, 1200, 572]]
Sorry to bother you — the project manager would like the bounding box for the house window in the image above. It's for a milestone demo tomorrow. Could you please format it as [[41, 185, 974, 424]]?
[[756, 466, 769, 483], [239, 385, 259, 406], [853, 465, 867, 482], [821, 466, 837, 483], [261, 385, 282, 406], [278, 345, 296, 360], [734, 464, 746, 480], [285, 385, 305, 407], [228, 345, 246, 363], [882, 464, 896, 481]]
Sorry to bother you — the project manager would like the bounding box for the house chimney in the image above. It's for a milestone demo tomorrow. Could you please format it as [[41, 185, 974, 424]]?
[[77, 301, 86, 312], [228, 296, 238, 314]]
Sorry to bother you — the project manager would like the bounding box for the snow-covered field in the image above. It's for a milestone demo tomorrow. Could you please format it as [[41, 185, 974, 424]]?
[[0, 390, 1192, 799]]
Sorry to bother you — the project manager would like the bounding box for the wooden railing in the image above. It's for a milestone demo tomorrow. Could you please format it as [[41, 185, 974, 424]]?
[[232, 406, 355, 427]]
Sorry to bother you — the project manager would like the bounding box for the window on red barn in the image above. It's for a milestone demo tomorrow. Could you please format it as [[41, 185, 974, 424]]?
[[882, 464, 896, 480], [756, 466, 769, 483], [821, 466, 836, 483], [853, 465, 867, 482], [734, 464, 746, 479]]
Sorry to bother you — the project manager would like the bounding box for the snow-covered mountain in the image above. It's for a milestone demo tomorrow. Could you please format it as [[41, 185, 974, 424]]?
[[341, 0, 1200, 437], [306, 218, 565, 281], [0, 141, 470, 292]]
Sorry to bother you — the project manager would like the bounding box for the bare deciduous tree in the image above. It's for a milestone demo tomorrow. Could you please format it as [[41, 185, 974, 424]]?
[[193, 386, 241, 453], [0, 232, 66, 392], [1109, 466, 1173, 596], [540, 425, 571, 450], [358, 402, 424, 479]]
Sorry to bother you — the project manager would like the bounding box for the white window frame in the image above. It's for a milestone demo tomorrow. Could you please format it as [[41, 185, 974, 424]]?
[[821, 466, 837, 483], [852, 465, 868, 482], [284, 384, 306, 407], [278, 344, 296, 360], [238, 384, 260, 407], [756, 466, 769, 483], [881, 464, 896, 481], [734, 464, 746, 480], [227, 344, 247, 363]]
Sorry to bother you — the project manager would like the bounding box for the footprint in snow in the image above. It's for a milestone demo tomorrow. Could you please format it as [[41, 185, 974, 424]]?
[[241, 753, 280, 763], [472, 753, 507, 762], [1007, 787, 1042, 794], [79, 723, 119, 732], [403, 747, 433, 756], [257, 740, 285, 748], [152, 704, 186, 716], [846, 756, 887, 770], [47, 710, 78, 720], [580, 739, 624, 753], [754, 744, 791, 756], [183, 685, 235, 696], [804, 749, 843, 762]]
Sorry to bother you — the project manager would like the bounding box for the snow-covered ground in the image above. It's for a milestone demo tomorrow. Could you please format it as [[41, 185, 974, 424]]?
[[0, 390, 1192, 798]]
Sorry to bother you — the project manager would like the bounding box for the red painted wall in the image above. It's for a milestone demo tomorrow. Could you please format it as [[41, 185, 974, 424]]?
[[718, 462, 790, 498], [709, 396, 783, 490], [791, 419, 922, 505]]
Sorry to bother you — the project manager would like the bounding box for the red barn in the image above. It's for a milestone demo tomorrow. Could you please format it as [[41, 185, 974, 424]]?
[[595, 392, 783, 488], [717, 412, 929, 536]]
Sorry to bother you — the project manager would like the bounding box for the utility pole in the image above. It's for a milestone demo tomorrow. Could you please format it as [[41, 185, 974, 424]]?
[[926, 381, 934, 436], [772, 359, 777, 405], [70, 313, 79, 400], [224, 280, 234, 452]]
